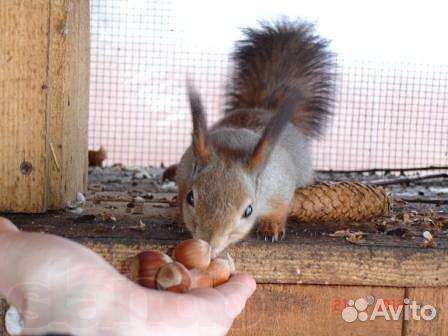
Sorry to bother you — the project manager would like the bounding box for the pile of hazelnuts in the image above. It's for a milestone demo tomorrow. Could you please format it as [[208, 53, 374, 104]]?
[[127, 239, 235, 293]]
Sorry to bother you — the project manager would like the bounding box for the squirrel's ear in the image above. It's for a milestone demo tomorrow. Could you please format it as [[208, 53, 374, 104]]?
[[248, 92, 303, 172], [188, 85, 212, 164]]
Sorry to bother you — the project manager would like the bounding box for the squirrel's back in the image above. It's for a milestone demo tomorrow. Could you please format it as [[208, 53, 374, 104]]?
[[224, 19, 335, 137]]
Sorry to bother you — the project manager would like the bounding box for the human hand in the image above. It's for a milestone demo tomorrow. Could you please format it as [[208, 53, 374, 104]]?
[[0, 217, 256, 336]]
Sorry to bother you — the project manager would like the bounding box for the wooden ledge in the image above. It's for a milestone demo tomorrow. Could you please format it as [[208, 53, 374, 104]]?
[[5, 167, 448, 288], [8, 205, 448, 288]]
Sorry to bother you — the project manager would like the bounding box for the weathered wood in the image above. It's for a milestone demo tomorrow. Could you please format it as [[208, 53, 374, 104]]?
[[0, 0, 50, 212], [229, 285, 404, 336], [403, 288, 448, 336], [6, 188, 448, 288], [82, 237, 448, 288], [47, 0, 90, 209], [0, 300, 6, 335], [0, 285, 405, 336], [0, 0, 90, 212]]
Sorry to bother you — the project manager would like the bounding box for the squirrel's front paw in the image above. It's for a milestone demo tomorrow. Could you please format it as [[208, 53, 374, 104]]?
[[257, 219, 286, 242]]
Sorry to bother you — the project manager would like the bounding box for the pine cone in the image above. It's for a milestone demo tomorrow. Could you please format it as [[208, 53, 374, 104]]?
[[290, 182, 391, 223]]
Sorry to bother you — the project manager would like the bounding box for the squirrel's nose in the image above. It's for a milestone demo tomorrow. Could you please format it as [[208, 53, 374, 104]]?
[[209, 239, 226, 258]]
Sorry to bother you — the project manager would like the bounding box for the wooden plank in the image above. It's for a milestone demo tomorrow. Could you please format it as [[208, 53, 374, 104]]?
[[0, 0, 90, 212], [229, 285, 404, 336], [47, 0, 90, 209], [4, 191, 448, 287], [0, 0, 50, 212], [403, 288, 447, 336], [0, 285, 403, 336], [79, 238, 448, 288], [0, 300, 6, 334]]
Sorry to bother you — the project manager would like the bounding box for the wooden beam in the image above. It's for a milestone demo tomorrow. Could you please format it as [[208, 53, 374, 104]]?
[[403, 288, 448, 335], [0, 0, 90, 213], [0, 300, 6, 335], [7, 196, 448, 287], [0, 0, 50, 212], [80, 236, 448, 288], [229, 285, 404, 336], [0, 285, 405, 336], [47, 0, 90, 209]]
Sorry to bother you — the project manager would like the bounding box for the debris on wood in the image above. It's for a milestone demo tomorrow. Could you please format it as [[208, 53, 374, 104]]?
[[67, 192, 86, 209], [88, 184, 104, 192], [328, 229, 351, 238], [346, 231, 366, 245], [67, 207, 84, 215], [420, 230, 436, 248], [73, 214, 96, 223], [160, 181, 177, 193], [132, 168, 152, 180], [126, 196, 145, 214], [133, 196, 145, 214], [328, 229, 367, 245], [142, 193, 154, 200], [130, 220, 146, 231], [101, 212, 117, 222], [386, 226, 411, 237]]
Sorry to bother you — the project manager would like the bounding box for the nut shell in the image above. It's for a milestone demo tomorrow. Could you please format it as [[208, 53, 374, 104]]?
[[190, 269, 213, 289], [156, 262, 192, 293], [206, 258, 231, 287], [172, 239, 211, 270], [128, 250, 172, 289]]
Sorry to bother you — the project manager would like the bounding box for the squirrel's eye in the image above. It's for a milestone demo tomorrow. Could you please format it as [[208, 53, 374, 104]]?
[[243, 205, 253, 218], [186, 191, 194, 206]]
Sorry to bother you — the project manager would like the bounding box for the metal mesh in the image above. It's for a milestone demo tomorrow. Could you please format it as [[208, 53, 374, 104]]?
[[89, 0, 448, 170]]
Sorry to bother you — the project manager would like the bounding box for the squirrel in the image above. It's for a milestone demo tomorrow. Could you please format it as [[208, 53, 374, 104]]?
[[175, 19, 335, 257]]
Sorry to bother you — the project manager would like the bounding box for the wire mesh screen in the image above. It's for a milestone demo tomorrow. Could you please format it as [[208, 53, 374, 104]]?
[[89, 0, 448, 170]]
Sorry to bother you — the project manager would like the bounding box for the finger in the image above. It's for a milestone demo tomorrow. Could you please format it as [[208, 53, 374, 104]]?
[[214, 273, 256, 317], [0, 217, 19, 233]]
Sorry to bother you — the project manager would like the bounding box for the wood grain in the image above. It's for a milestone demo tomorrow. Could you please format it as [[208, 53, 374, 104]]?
[[403, 288, 448, 336], [0, 0, 90, 212], [0, 300, 6, 335], [0, 285, 405, 336], [47, 0, 90, 209], [79, 237, 448, 288], [5, 187, 448, 287], [0, 0, 50, 212], [229, 285, 404, 336]]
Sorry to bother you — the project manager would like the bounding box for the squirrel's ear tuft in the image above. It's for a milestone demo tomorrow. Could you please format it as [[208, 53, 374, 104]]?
[[248, 92, 303, 172], [188, 84, 211, 164]]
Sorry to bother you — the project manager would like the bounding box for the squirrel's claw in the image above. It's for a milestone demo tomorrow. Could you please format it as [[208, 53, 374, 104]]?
[[257, 219, 286, 243]]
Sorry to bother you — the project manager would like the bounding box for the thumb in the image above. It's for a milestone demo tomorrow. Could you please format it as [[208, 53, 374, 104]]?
[[0, 217, 19, 233], [214, 273, 256, 318]]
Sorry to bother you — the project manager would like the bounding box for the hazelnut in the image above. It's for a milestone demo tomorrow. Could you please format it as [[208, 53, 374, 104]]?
[[206, 258, 231, 287], [156, 262, 192, 293], [172, 239, 211, 270], [128, 250, 172, 289], [190, 269, 213, 289]]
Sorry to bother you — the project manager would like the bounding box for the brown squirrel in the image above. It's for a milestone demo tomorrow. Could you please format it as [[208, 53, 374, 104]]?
[[176, 19, 335, 257]]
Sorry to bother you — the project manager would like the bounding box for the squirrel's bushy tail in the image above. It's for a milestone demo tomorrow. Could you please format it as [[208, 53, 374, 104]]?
[[226, 19, 335, 137]]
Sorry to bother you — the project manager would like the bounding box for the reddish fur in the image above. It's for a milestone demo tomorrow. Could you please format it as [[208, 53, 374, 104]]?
[[162, 164, 178, 182], [188, 85, 212, 164], [257, 199, 290, 238], [213, 109, 271, 132], [88, 146, 107, 167]]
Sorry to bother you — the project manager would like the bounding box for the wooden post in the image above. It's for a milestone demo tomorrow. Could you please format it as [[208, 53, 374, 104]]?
[[0, 0, 90, 213]]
